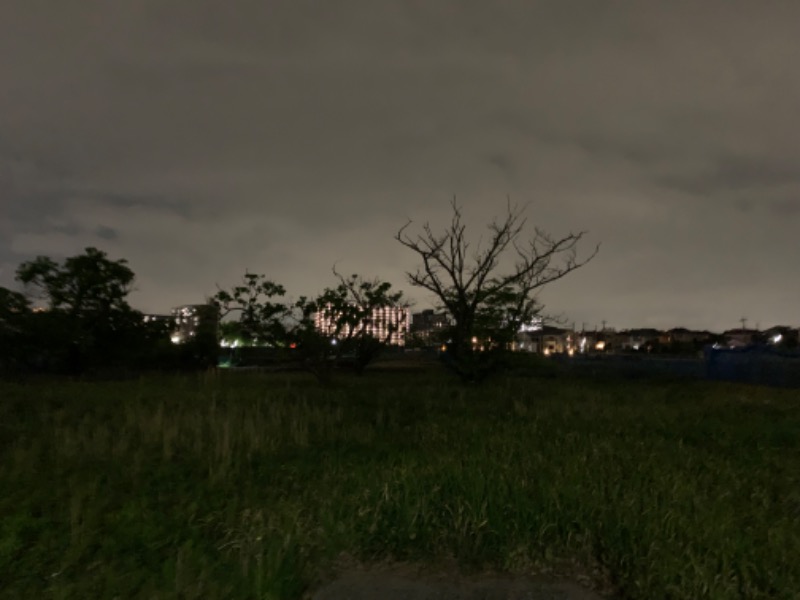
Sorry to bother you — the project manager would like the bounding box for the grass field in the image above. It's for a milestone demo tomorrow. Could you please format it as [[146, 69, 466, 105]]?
[[1, 367, 798, 599]]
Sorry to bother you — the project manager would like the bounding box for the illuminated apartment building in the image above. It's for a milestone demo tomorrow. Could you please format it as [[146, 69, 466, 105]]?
[[170, 304, 219, 344], [142, 313, 173, 326], [314, 305, 409, 346], [409, 309, 451, 345]]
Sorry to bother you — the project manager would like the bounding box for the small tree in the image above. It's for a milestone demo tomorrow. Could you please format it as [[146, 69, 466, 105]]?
[[314, 270, 408, 374], [213, 273, 290, 347], [213, 271, 407, 381], [396, 200, 598, 381]]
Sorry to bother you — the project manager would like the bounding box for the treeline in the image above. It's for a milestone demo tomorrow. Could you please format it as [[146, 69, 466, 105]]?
[[1, 202, 597, 382], [0, 248, 409, 380], [0, 248, 217, 376], [212, 270, 409, 382]]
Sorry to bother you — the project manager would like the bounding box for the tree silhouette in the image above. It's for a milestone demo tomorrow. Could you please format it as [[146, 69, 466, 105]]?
[[396, 200, 598, 381]]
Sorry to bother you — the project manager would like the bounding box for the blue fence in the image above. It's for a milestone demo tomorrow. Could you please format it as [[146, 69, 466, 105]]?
[[551, 346, 800, 388], [552, 354, 705, 380], [704, 345, 800, 388]]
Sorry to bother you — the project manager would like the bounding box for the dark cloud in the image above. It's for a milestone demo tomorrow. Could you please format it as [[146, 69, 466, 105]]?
[[657, 156, 800, 196], [95, 226, 118, 241], [2, 0, 800, 329], [770, 200, 800, 218]]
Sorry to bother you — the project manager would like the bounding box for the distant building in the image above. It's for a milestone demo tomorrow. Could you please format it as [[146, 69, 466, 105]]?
[[615, 328, 662, 351], [762, 325, 798, 348], [315, 305, 409, 346], [579, 329, 613, 354], [171, 304, 219, 344], [666, 328, 713, 345], [142, 313, 173, 326], [409, 309, 451, 345], [723, 328, 759, 348], [515, 326, 574, 355]]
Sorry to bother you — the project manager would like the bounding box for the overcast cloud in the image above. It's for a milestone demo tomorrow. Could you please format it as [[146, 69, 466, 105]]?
[[2, 0, 799, 331]]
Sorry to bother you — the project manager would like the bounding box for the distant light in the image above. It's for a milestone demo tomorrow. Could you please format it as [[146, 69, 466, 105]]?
[[772, 334, 783, 344], [595, 341, 606, 351], [543, 348, 551, 356], [170, 334, 181, 344]]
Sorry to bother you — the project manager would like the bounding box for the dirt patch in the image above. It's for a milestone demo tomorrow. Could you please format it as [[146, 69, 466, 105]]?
[[308, 562, 609, 600]]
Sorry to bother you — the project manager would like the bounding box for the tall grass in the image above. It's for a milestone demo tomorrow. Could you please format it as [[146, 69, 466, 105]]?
[[0, 371, 797, 598]]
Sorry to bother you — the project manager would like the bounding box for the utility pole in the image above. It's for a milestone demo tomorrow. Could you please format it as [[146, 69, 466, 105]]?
[[740, 317, 747, 331]]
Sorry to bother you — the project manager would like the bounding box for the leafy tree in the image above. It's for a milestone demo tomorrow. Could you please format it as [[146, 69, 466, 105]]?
[[213, 273, 290, 347], [213, 271, 407, 381], [0, 287, 32, 373], [312, 270, 408, 375], [396, 200, 598, 382], [17, 247, 135, 317], [14, 247, 144, 373]]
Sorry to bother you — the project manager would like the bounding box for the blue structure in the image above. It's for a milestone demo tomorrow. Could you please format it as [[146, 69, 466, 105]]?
[[705, 345, 800, 388]]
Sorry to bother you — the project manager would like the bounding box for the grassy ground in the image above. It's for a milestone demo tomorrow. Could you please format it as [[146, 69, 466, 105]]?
[[0, 368, 798, 599]]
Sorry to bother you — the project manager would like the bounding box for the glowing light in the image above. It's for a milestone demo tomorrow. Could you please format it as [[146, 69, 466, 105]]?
[[314, 305, 409, 346], [519, 318, 543, 332], [595, 340, 605, 350], [170, 334, 182, 344], [772, 334, 783, 344]]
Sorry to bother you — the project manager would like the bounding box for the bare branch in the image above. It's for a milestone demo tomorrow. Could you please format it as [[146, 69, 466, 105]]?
[[396, 200, 598, 380]]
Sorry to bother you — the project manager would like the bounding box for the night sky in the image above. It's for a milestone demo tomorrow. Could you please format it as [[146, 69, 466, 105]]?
[[2, 1, 799, 332]]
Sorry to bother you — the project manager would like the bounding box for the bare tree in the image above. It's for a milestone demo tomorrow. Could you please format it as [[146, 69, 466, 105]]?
[[396, 200, 598, 381]]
